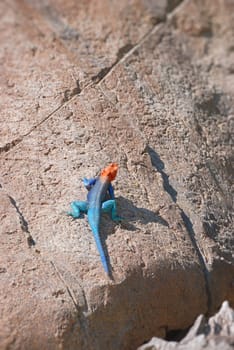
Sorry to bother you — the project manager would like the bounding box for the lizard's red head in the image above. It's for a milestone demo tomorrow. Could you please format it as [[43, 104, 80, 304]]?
[[100, 163, 118, 182]]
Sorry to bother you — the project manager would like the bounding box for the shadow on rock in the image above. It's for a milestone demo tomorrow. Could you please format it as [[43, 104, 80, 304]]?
[[116, 196, 169, 231]]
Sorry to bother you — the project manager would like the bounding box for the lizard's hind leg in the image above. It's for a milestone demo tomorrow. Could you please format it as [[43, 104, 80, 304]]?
[[67, 201, 88, 218], [102, 200, 122, 221]]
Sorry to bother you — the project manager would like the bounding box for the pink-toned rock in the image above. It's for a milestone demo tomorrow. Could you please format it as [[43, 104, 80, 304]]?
[[0, 0, 81, 148], [0, 0, 233, 349]]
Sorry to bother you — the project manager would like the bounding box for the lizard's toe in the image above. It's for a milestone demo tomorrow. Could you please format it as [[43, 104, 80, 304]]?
[[113, 215, 124, 222]]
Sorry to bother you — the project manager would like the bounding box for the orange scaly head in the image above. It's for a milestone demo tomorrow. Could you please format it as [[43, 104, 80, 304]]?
[[100, 163, 118, 182]]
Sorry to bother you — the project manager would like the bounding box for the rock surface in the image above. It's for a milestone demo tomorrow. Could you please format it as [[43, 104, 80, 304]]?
[[0, 0, 233, 349], [138, 301, 234, 350]]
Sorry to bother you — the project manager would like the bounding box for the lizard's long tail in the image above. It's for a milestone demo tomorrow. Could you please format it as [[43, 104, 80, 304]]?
[[88, 209, 110, 276]]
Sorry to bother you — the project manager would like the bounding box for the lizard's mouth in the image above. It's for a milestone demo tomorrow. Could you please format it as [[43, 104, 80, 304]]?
[[101, 163, 118, 181]]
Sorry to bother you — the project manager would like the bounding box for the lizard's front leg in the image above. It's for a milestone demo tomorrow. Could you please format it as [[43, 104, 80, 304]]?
[[67, 201, 88, 218], [102, 200, 122, 221]]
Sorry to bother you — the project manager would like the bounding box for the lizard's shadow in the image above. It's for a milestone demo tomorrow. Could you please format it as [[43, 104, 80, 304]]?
[[102, 196, 168, 232], [100, 196, 169, 277]]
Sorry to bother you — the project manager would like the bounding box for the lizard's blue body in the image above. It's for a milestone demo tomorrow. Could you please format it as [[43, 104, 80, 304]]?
[[67, 163, 121, 276]]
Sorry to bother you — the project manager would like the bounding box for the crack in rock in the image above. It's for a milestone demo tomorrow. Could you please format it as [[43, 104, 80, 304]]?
[[8, 195, 35, 247], [146, 146, 212, 314], [0, 138, 22, 154], [93, 0, 186, 85], [62, 80, 82, 103]]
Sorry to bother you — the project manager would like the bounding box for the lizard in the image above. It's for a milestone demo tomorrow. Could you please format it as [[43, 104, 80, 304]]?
[[67, 163, 122, 276]]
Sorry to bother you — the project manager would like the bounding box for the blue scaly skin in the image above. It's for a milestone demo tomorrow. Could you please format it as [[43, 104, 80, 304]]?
[[67, 163, 121, 276]]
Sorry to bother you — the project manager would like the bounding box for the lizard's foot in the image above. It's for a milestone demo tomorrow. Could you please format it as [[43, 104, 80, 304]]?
[[67, 201, 88, 218], [66, 211, 78, 218], [61, 209, 77, 218], [112, 215, 124, 222], [102, 200, 123, 221]]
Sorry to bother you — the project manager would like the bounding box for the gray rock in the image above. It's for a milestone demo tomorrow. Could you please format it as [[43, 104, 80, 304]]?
[[138, 301, 234, 350]]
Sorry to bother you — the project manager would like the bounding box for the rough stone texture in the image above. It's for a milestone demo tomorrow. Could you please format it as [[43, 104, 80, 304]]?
[[138, 301, 234, 349], [0, 0, 233, 349]]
